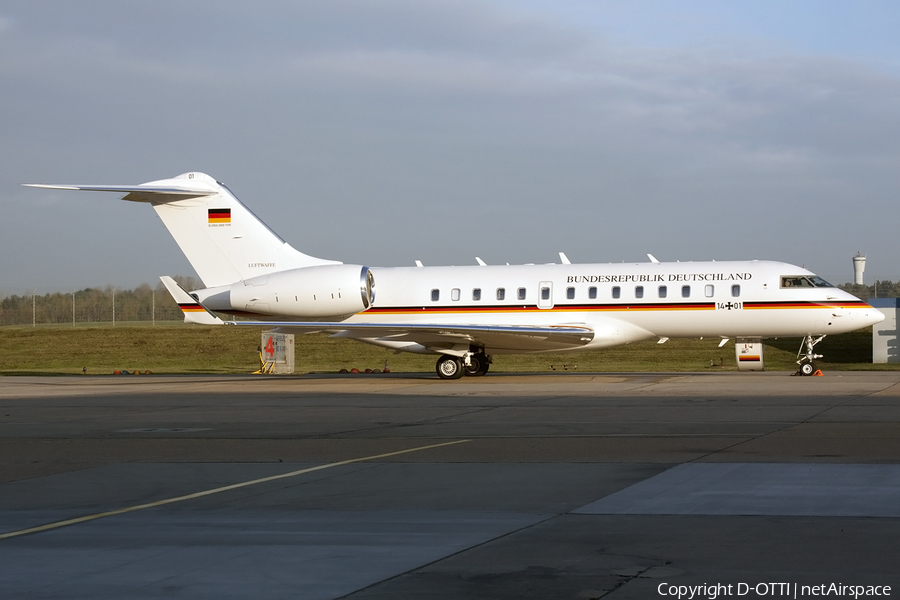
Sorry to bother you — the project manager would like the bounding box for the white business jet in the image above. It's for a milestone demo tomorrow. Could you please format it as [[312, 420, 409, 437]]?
[[25, 172, 884, 378]]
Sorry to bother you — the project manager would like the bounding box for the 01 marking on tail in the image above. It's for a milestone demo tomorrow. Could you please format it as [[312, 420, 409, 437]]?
[[25, 172, 884, 378]]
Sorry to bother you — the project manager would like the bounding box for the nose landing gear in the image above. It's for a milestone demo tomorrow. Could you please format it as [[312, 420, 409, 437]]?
[[796, 335, 826, 376]]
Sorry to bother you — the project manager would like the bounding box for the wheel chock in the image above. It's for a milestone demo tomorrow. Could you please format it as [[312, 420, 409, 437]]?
[[792, 368, 824, 377]]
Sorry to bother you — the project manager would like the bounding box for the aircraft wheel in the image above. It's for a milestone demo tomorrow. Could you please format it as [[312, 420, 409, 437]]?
[[464, 354, 490, 377], [799, 362, 816, 376], [436, 355, 464, 380]]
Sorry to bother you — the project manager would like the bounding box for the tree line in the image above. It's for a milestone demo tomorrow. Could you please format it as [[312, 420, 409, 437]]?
[[838, 281, 900, 299], [2, 278, 897, 327], [1, 276, 201, 326]]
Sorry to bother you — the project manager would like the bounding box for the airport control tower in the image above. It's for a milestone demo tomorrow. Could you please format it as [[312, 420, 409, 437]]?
[[853, 252, 867, 285]]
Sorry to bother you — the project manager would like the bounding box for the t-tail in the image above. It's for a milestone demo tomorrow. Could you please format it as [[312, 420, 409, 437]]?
[[24, 172, 340, 288]]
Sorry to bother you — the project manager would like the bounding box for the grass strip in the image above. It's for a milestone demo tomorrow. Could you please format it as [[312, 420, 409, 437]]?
[[0, 324, 890, 376]]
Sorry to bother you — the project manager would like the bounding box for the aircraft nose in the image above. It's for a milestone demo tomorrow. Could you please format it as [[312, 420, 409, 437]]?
[[861, 305, 886, 327]]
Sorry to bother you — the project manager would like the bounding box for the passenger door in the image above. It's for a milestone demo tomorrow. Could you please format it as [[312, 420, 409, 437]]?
[[538, 281, 553, 309]]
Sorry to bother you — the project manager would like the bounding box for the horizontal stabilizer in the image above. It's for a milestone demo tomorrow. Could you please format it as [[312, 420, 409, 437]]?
[[160, 276, 224, 325], [22, 183, 217, 204]]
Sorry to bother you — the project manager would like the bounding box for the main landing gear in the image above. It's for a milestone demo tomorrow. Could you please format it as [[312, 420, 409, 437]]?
[[435, 352, 491, 380], [796, 335, 826, 376]]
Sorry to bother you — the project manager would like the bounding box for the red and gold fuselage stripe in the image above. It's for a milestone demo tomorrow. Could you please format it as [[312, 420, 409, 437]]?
[[362, 302, 716, 316], [743, 301, 870, 310], [360, 300, 867, 317]]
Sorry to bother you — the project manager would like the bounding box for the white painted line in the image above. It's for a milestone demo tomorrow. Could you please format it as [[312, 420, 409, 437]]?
[[0, 439, 470, 540]]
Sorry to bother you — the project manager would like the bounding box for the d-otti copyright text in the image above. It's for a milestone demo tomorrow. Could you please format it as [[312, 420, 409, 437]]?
[[658, 583, 892, 599]]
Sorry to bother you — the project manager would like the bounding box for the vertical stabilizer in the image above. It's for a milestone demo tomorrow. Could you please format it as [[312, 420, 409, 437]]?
[[25, 172, 341, 287], [141, 173, 340, 287]]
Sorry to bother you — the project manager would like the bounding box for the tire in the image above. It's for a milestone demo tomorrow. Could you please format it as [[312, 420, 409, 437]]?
[[800, 362, 816, 376], [464, 354, 490, 377], [436, 355, 464, 379]]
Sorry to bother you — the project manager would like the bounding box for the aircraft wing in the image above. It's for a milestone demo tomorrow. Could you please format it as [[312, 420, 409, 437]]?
[[224, 320, 595, 353]]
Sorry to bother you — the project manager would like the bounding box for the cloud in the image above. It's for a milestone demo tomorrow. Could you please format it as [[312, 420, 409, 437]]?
[[3, 1, 900, 292]]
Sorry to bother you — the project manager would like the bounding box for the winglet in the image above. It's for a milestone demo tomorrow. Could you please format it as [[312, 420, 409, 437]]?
[[160, 276, 223, 325]]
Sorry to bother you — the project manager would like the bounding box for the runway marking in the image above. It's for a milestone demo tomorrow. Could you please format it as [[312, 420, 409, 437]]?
[[0, 439, 470, 541]]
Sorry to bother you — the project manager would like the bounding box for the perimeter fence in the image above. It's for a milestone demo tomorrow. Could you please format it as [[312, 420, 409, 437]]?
[[1, 276, 200, 327]]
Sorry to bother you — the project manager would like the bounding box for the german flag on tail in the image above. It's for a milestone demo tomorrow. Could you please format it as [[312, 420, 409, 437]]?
[[208, 208, 231, 224]]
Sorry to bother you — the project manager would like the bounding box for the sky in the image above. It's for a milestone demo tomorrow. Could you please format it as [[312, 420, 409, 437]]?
[[2, 1, 900, 295]]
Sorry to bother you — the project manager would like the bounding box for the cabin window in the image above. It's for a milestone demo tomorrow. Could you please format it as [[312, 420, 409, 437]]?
[[612, 286, 621, 299], [431, 289, 440, 302], [451, 288, 461, 301], [705, 284, 714, 298], [635, 285, 644, 299], [496, 287, 506, 301], [541, 287, 551, 301], [517, 287, 526, 300], [658, 285, 667, 298], [588, 286, 597, 299], [681, 285, 690, 298], [731, 284, 741, 297], [566, 287, 575, 300], [472, 288, 481, 301]]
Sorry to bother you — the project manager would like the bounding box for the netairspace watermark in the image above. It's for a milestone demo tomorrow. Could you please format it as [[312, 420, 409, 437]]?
[[657, 583, 892, 600]]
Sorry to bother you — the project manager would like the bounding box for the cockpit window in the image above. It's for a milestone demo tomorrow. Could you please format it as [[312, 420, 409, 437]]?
[[780, 276, 834, 289], [809, 276, 834, 288]]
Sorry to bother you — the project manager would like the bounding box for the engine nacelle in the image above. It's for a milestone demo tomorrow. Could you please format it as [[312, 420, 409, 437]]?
[[227, 264, 375, 318]]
